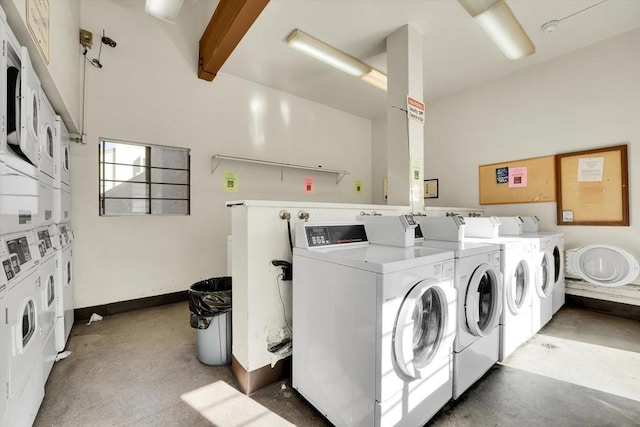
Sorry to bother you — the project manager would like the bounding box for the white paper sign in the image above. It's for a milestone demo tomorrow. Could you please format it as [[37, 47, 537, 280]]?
[[578, 157, 604, 182]]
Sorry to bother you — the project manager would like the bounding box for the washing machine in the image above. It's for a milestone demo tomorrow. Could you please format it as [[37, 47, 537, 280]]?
[[495, 217, 559, 331], [566, 245, 639, 287], [1, 268, 44, 427], [50, 224, 73, 351], [414, 225, 502, 399], [36, 226, 57, 380], [0, 229, 45, 427], [419, 216, 535, 362], [0, 285, 7, 427], [293, 221, 456, 427]]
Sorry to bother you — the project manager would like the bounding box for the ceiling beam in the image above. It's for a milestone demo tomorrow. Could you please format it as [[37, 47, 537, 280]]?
[[198, 0, 270, 82]]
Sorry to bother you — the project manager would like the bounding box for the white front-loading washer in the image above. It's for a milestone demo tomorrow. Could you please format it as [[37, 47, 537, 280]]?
[[415, 238, 502, 399], [51, 227, 73, 352], [0, 284, 7, 427], [2, 267, 44, 427], [494, 217, 557, 332], [293, 222, 456, 427], [418, 216, 535, 362], [36, 226, 57, 380]]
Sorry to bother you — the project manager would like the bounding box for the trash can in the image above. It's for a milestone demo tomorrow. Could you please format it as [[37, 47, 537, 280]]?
[[188, 277, 232, 365]]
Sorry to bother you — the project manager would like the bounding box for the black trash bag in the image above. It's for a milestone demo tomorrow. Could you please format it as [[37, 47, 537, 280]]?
[[188, 277, 232, 329]]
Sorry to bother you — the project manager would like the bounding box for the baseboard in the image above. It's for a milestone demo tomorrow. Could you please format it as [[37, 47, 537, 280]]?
[[566, 294, 640, 321], [231, 355, 291, 395], [74, 290, 188, 322]]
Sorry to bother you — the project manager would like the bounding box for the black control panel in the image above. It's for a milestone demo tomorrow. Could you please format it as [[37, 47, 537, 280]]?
[[305, 224, 368, 247], [7, 237, 31, 265], [38, 230, 52, 249]]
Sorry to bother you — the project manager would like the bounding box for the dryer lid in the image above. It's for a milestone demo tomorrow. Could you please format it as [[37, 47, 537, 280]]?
[[567, 245, 640, 287]]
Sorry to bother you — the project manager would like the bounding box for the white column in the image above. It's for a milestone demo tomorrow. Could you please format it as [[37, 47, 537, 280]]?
[[386, 25, 424, 213]]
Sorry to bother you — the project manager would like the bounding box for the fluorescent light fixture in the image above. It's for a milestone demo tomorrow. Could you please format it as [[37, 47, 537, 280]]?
[[458, 0, 535, 60], [286, 29, 387, 90], [145, 0, 184, 23], [362, 69, 387, 91]]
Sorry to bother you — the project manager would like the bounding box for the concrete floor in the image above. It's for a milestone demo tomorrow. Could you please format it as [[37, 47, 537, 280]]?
[[34, 302, 640, 426]]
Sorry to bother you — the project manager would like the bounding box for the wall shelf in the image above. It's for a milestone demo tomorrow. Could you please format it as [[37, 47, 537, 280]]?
[[211, 153, 349, 183]]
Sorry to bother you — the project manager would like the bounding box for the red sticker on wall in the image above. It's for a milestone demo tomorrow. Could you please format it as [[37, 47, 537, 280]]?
[[304, 177, 314, 194]]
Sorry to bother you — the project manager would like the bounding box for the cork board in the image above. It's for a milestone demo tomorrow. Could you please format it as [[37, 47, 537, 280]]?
[[556, 145, 629, 226], [479, 155, 556, 205]]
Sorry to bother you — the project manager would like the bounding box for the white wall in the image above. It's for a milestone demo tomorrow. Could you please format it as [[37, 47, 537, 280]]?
[[76, 0, 372, 308], [3, 0, 81, 131], [423, 29, 640, 285]]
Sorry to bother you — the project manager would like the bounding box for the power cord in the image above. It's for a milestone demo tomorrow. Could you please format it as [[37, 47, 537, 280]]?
[[276, 274, 292, 333]]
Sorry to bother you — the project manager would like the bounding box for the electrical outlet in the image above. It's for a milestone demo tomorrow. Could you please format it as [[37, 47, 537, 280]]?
[[80, 29, 93, 48]]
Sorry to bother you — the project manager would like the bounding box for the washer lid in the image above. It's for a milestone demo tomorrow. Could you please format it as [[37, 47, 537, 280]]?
[[568, 245, 640, 287]]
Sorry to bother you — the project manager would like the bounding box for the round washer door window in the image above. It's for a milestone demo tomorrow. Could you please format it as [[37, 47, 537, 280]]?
[[465, 264, 501, 336], [46, 126, 54, 157], [393, 279, 446, 379], [506, 259, 529, 314]]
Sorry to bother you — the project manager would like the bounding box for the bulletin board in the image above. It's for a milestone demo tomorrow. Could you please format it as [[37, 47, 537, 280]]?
[[479, 155, 556, 205], [555, 144, 629, 226]]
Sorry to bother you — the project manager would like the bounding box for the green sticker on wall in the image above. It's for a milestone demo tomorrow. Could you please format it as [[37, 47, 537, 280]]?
[[354, 180, 363, 194], [223, 172, 238, 192]]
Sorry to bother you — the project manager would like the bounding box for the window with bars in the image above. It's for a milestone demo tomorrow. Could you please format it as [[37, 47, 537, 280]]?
[[99, 139, 190, 216]]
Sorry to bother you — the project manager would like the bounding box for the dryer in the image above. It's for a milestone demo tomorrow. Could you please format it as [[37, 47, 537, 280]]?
[[1, 15, 39, 234], [414, 234, 502, 399], [38, 89, 56, 181], [36, 90, 56, 228], [293, 222, 456, 427], [53, 116, 71, 191]]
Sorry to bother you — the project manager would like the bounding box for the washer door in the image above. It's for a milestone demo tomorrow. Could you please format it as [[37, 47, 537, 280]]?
[[393, 279, 450, 380], [506, 259, 530, 314], [465, 264, 501, 336], [535, 251, 554, 298], [567, 245, 640, 287], [17, 47, 41, 166]]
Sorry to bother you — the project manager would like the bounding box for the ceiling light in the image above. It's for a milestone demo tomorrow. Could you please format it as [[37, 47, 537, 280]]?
[[286, 29, 387, 90], [145, 0, 184, 23], [458, 0, 535, 60]]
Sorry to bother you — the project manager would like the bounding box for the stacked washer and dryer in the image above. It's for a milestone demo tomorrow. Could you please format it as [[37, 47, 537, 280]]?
[[1, 5, 73, 426], [293, 216, 457, 427]]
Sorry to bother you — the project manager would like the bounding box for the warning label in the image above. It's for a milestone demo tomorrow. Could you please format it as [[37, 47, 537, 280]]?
[[407, 96, 425, 125]]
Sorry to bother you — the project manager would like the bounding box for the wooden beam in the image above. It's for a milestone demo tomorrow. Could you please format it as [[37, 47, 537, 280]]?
[[198, 0, 270, 82]]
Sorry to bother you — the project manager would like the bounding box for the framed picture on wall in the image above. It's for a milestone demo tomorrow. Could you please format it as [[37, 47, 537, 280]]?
[[424, 179, 439, 199]]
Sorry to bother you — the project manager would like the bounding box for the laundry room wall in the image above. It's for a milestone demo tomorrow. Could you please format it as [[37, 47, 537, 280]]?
[[3, 0, 82, 131], [422, 28, 640, 287], [74, 0, 372, 308]]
